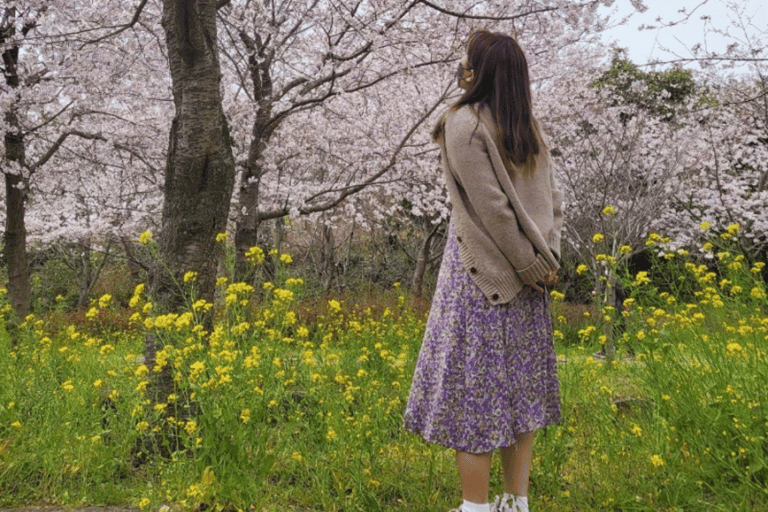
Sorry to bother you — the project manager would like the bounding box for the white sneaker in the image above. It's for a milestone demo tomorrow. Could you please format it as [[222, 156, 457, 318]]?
[[492, 495, 528, 512]]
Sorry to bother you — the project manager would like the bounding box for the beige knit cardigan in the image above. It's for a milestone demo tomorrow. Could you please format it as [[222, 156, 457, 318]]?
[[438, 104, 564, 305]]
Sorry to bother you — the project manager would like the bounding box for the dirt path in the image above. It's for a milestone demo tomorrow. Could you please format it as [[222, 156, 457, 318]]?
[[0, 508, 137, 512]]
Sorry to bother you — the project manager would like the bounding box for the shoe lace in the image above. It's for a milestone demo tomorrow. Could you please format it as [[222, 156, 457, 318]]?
[[492, 495, 526, 512]]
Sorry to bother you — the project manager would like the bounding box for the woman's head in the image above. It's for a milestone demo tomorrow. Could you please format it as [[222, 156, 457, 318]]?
[[455, 30, 544, 170]]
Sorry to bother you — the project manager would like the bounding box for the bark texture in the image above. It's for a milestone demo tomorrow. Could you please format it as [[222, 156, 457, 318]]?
[[233, 30, 275, 280], [2, 14, 31, 319], [154, 0, 236, 310]]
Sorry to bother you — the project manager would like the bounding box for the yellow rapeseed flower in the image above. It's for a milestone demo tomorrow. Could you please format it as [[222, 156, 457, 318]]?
[[273, 288, 294, 302], [650, 455, 665, 467], [576, 263, 589, 275], [183, 271, 198, 283], [591, 233, 605, 244], [98, 294, 112, 309], [245, 246, 265, 265], [601, 205, 616, 216], [215, 232, 227, 242], [186, 484, 203, 499], [138, 231, 153, 244], [633, 271, 650, 286], [595, 253, 615, 264], [699, 221, 712, 231], [279, 253, 293, 264]]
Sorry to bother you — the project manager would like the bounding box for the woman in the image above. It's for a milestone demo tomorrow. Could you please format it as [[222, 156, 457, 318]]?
[[403, 30, 563, 512]]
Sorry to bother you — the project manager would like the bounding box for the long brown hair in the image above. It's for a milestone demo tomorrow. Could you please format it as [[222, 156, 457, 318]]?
[[435, 30, 546, 175]]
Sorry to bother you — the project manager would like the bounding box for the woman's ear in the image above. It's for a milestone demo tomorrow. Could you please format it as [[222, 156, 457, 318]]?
[[458, 68, 474, 90]]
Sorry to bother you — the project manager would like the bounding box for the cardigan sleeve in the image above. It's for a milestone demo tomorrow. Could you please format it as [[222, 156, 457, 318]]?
[[444, 109, 553, 285]]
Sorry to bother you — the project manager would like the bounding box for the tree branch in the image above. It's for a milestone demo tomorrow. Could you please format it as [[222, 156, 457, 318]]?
[[78, 0, 148, 47], [639, 57, 768, 67], [24, 100, 75, 135], [29, 130, 107, 173], [416, 0, 556, 21], [257, 82, 452, 221]]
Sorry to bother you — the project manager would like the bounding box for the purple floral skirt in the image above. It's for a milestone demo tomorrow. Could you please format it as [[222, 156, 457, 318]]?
[[404, 226, 561, 453]]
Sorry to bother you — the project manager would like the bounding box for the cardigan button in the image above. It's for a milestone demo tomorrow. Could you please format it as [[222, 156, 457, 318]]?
[[470, 267, 477, 274], [492, 293, 499, 301]]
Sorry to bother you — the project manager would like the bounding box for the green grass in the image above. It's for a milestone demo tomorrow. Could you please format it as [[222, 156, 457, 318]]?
[[1, 241, 767, 511]]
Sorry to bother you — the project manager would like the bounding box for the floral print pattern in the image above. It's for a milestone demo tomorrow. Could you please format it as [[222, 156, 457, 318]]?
[[404, 225, 561, 453]]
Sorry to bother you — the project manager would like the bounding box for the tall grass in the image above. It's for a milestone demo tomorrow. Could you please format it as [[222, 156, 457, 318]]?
[[1, 229, 766, 511]]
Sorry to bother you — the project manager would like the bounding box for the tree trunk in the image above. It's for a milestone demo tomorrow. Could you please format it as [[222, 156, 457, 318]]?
[[233, 134, 266, 281], [411, 221, 444, 299], [321, 224, 336, 291], [234, 113, 273, 280], [136, 1, 236, 456], [77, 239, 93, 309], [2, 11, 32, 320], [3, 166, 31, 319], [232, 28, 277, 281], [411, 230, 433, 299], [153, 0, 235, 312]]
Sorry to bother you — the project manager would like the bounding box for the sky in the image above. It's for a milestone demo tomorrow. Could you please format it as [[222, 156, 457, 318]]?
[[597, 0, 766, 68]]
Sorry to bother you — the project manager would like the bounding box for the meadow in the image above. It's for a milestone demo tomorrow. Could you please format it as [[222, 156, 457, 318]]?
[[1, 229, 767, 512]]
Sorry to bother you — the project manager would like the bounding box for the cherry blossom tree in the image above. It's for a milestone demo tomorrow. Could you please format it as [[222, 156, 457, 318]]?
[[1, 0, 651, 317], [215, 0, 622, 287], [651, 1, 768, 256], [1, 1, 170, 317], [540, 60, 709, 358]]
